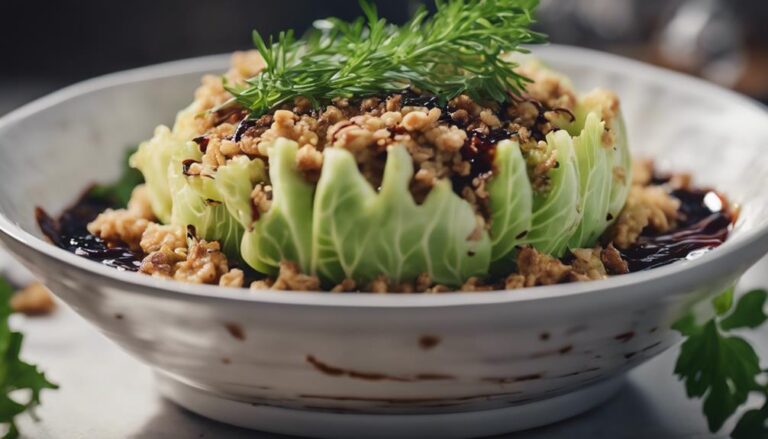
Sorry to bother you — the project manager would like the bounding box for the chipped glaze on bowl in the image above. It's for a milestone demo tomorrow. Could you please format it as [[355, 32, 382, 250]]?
[[1, 46, 768, 439]]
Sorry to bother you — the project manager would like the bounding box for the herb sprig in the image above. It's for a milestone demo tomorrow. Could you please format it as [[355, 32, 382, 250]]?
[[674, 288, 768, 438], [0, 277, 58, 439], [229, 0, 546, 116]]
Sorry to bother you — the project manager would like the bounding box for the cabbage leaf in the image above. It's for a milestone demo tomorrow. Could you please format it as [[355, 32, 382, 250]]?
[[241, 138, 315, 275], [523, 129, 582, 257], [312, 144, 491, 286], [488, 140, 532, 264], [129, 126, 176, 223], [168, 140, 244, 256], [568, 112, 613, 248]]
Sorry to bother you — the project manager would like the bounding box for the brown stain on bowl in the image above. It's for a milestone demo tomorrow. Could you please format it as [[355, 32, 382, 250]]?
[[114, 313, 124, 320], [298, 391, 522, 404], [224, 323, 246, 341], [557, 367, 601, 378], [482, 373, 543, 384], [530, 344, 573, 359], [614, 331, 636, 343], [418, 335, 441, 350], [305, 355, 454, 382]]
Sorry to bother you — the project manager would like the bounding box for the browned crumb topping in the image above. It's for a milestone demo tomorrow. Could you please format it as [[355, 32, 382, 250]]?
[[266, 261, 321, 291], [87, 186, 155, 251], [220, 269, 245, 288], [11, 282, 56, 316], [570, 247, 608, 280], [608, 185, 681, 249], [172, 239, 231, 284], [632, 158, 654, 186], [140, 223, 186, 254], [601, 243, 630, 275], [502, 244, 630, 290], [504, 246, 573, 288], [250, 184, 273, 219]]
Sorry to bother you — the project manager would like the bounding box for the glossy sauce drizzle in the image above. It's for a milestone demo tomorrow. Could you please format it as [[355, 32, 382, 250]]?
[[35, 191, 142, 272], [620, 188, 733, 271]]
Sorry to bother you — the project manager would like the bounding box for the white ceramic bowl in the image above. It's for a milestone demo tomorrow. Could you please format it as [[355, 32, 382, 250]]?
[[2, 46, 768, 439]]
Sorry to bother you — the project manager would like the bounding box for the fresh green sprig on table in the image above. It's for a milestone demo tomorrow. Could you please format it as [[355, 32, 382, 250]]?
[[228, 0, 546, 117], [0, 277, 58, 439], [674, 288, 768, 439]]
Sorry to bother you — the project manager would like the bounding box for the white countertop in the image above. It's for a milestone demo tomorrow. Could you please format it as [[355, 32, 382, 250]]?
[[6, 251, 767, 439]]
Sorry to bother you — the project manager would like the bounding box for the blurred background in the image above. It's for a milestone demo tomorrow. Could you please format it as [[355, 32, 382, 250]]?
[[1, 0, 767, 115]]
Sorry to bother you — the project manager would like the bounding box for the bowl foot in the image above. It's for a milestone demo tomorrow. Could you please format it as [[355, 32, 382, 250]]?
[[157, 374, 624, 438]]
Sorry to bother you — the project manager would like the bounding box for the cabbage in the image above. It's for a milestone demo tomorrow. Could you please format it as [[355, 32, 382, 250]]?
[[488, 140, 532, 264], [129, 74, 633, 287], [572, 91, 633, 223], [129, 126, 176, 223], [607, 110, 632, 220], [312, 144, 491, 286], [167, 140, 245, 256], [568, 112, 613, 248], [241, 139, 315, 275], [522, 129, 582, 257]]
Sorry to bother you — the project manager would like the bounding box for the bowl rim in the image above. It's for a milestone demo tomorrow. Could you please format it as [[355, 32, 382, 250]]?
[[1, 44, 768, 309]]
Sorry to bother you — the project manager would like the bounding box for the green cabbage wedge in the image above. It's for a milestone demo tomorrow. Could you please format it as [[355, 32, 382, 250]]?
[[488, 140, 532, 264], [240, 138, 315, 275], [168, 139, 249, 257], [129, 126, 175, 223], [312, 144, 491, 286], [132, 96, 632, 288]]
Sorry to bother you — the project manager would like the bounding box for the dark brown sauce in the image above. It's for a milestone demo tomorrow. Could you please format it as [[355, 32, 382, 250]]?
[[192, 136, 209, 153], [450, 128, 515, 194], [35, 190, 143, 272], [620, 188, 732, 271]]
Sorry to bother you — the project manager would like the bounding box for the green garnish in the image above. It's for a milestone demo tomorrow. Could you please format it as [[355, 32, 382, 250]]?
[[674, 288, 768, 438], [229, 0, 546, 116], [0, 277, 58, 439], [89, 146, 144, 208]]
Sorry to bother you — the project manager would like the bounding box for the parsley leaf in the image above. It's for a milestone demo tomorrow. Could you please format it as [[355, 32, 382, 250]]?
[[675, 320, 761, 432], [732, 406, 768, 439], [0, 277, 58, 439], [721, 289, 768, 331], [713, 287, 735, 316], [674, 288, 768, 437], [88, 146, 143, 208]]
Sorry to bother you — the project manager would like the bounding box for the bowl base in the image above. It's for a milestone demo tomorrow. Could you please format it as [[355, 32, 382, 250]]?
[[156, 374, 625, 438]]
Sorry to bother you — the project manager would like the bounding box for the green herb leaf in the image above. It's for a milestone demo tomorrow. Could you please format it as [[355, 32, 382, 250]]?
[[88, 146, 144, 208], [713, 287, 735, 316], [0, 277, 58, 439], [732, 407, 768, 439], [721, 289, 768, 331], [675, 320, 761, 432], [671, 313, 699, 337], [674, 289, 768, 437], [229, 0, 547, 116]]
